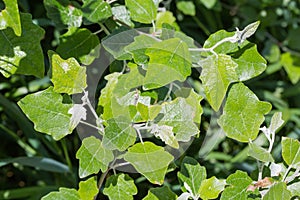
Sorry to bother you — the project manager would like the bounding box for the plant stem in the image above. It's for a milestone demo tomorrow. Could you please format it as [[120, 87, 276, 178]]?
[[99, 23, 110, 35], [94, 170, 110, 200], [282, 165, 292, 182], [79, 120, 104, 132], [192, 16, 210, 36]]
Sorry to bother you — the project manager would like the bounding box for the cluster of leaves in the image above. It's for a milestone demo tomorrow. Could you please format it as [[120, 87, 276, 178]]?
[[1, 0, 300, 199]]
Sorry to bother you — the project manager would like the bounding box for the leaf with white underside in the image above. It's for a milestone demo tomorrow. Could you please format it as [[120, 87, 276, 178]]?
[[124, 142, 174, 185], [248, 143, 274, 162], [220, 170, 252, 200], [103, 174, 137, 200], [76, 136, 114, 178], [281, 137, 300, 168], [49, 51, 87, 94], [144, 38, 192, 90], [177, 157, 206, 197], [18, 87, 73, 140], [68, 104, 87, 130], [151, 124, 179, 149], [218, 83, 272, 142], [0, 0, 21, 36], [269, 112, 284, 134], [262, 182, 291, 200], [125, 0, 157, 24], [102, 116, 136, 151], [199, 54, 238, 111]]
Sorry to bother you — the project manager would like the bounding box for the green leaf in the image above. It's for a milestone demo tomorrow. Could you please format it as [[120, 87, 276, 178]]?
[[281, 52, 300, 84], [41, 188, 80, 200], [262, 182, 292, 200], [248, 143, 274, 162], [155, 11, 176, 29], [177, 157, 206, 196], [144, 38, 192, 89], [76, 136, 114, 178], [102, 116, 136, 151], [112, 5, 134, 27], [203, 30, 266, 81], [176, 1, 196, 16], [159, 98, 199, 142], [218, 83, 272, 142], [18, 87, 73, 140], [121, 63, 145, 90], [124, 142, 174, 185], [199, 0, 217, 9], [56, 28, 100, 65], [125, 0, 157, 24], [220, 170, 252, 200], [125, 34, 159, 64], [174, 88, 203, 124], [199, 176, 226, 200], [82, 0, 112, 23], [44, 0, 82, 29], [0, 13, 45, 78], [151, 124, 179, 149], [269, 112, 284, 134], [78, 177, 98, 200], [281, 137, 300, 168], [0, 0, 21, 36], [287, 182, 300, 197], [143, 185, 177, 200], [199, 54, 238, 111], [49, 51, 87, 94], [103, 174, 137, 200]]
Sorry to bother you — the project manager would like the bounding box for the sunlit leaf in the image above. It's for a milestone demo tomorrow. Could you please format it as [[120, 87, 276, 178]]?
[[143, 186, 177, 200], [41, 188, 80, 200], [281, 137, 300, 168], [78, 177, 98, 200], [176, 1, 196, 16], [82, 0, 112, 23], [0, 0, 21, 36], [248, 143, 274, 162], [199, 176, 226, 200], [125, 0, 157, 24], [262, 182, 291, 200]]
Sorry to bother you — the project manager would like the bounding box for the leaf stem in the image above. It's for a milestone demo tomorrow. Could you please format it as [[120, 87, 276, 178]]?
[[94, 170, 110, 200], [282, 165, 292, 182], [98, 23, 110, 35], [79, 120, 104, 133]]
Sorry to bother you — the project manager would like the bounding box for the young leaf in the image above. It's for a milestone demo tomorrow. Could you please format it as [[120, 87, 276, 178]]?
[[0, 13, 45, 78], [235, 21, 260, 45], [112, 5, 134, 27], [102, 116, 136, 151], [198, 176, 226, 200], [220, 170, 252, 200], [199, 54, 238, 111], [124, 142, 174, 185], [76, 136, 114, 178], [49, 51, 87, 94], [56, 28, 100, 65], [151, 124, 179, 149], [248, 143, 274, 163], [78, 177, 98, 200], [281, 137, 300, 168], [68, 104, 87, 130], [0, 0, 21, 36], [103, 174, 137, 200], [18, 87, 74, 140], [44, 0, 82, 29], [287, 182, 300, 197], [125, 0, 157, 24], [41, 188, 80, 200], [155, 11, 176, 29], [177, 157, 206, 197], [218, 83, 272, 142], [82, 0, 112, 23], [262, 182, 291, 200], [143, 186, 177, 200], [269, 112, 284, 134], [144, 38, 192, 90], [281, 52, 300, 84]]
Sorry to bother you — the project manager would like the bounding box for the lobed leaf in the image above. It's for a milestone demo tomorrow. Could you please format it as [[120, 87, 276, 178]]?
[[76, 136, 114, 178], [125, 0, 157, 24], [124, 142, 174, 185], [218, 83, 272, 142], [0, 0, 21, 36], [78, 177, 98, 200]]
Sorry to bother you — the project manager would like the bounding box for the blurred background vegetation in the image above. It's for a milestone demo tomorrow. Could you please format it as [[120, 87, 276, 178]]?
[[1, 0, 300, 199]]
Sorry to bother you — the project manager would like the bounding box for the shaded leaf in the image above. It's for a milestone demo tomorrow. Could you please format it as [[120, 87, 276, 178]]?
[[56, 28, 100, 65], [178, 157, 206, 197], [18, 87, 73, 140], [281, 52, 300, 84], [199, 54, 238, 111], [262, 182, 291, 200], [248, 143, 274, 162], [143, 185, 177, 200], [269, 112, 284, 134], [82, 0, 112, 23], [0, 0, 21, 36], [124, 142, 173, 185], [218, 83, 271, 142], [220, 170, 252, 200], [103, 174, 137, 200], [176, 1, 196, 16], [125, 0, 157, 24], [144, 38, 191, 89], [76, 136, 114, 178], [49, 51, 87, 94], [0, 13, 45, 78], [281, 137, 300, 168]]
